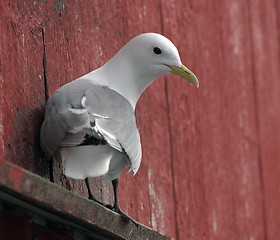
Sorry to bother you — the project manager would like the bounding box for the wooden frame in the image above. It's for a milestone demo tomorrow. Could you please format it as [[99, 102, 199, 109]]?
[[0, 161, 169, 240]]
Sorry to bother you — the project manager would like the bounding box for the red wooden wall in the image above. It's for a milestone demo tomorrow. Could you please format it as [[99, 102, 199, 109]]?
[[1, 0, 280, 239]]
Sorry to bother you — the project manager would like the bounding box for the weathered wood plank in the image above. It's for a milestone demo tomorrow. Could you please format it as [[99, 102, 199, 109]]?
[[0, 161, 170, 240], [117, 1, 177, 237], [162, 0, 266, 239], [0, 1, 48, 177], [248, 0, 280, 239], [161, 1, 216, 238], [214, 1, 265, 239]]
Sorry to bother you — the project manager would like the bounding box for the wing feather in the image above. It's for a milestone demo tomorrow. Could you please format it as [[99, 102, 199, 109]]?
[[40, 80, 142, 173]]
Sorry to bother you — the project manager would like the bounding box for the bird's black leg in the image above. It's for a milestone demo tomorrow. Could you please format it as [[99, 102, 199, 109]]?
[[112, 178, 121, 211], [85, 177, 103, 205], [85, 177, 96, 200], [85, 178, 113, 209], [49, 157, 54, 183], [112, 178, 139, 227]]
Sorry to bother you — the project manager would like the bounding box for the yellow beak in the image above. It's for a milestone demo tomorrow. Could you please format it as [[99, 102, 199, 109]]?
[[168, 64, 199, 88]]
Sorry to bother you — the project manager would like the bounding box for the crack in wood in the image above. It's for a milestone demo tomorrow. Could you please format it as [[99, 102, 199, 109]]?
[[41, 27, 49, 102]]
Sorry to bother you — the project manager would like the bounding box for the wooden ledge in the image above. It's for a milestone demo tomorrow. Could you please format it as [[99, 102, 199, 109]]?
[[0, 161, 170, 240]]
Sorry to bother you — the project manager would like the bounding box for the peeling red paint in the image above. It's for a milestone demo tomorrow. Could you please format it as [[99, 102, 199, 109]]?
[[6, 162, 25, 190]]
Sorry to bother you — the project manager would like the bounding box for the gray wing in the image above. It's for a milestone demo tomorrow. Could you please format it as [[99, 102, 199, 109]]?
[[40, 80, 142, 173]]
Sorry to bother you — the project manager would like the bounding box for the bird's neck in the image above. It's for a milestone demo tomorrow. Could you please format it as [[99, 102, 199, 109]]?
[[94, 52, 157, 110]]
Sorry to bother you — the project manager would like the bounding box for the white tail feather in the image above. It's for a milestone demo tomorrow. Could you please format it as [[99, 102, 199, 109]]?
[[61, 145, 114, 179]]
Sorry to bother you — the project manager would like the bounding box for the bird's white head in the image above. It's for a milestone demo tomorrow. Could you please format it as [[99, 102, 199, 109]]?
[[98, 33, 199, 108], [123, 33, 199, 87]]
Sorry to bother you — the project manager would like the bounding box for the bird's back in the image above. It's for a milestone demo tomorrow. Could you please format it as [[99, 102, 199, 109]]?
[[40, 78, 142, 179]]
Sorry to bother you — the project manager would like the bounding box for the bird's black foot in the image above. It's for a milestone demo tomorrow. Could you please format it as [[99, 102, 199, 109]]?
[[111, 178, 139, 227], [85, 178, 107, 207], [87, 190, 112, 209], [88, 193, 101, 204], [113, 204, 139, 227], [104, 204, 114, 210], [86, 178, 139, 226]]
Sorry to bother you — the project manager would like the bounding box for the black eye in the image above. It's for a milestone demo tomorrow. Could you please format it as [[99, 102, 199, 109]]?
[[153, 47, 162, 55]]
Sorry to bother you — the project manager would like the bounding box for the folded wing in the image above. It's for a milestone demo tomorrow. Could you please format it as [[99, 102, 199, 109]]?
[[40, 80, 142, 174]]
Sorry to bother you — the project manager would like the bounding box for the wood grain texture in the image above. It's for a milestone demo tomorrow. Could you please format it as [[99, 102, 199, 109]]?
[[1, 0, 280, 239], [248, 0, 280, 238], [0, 1, 48, 176], [213, 1, 265, 239], [162, 0, 266, 239], [161, 1, 209, 239], [117, 1, 177, 236]]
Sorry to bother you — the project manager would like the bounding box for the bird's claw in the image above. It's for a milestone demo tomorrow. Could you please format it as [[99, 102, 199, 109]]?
[[113, 206, 139, 227], [104, 204, 114, 210], [88, 195, 111, 209], [87, 190, 139, 227]]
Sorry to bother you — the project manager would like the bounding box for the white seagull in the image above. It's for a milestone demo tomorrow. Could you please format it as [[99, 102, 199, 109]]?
[[40, 33, 199, 224]]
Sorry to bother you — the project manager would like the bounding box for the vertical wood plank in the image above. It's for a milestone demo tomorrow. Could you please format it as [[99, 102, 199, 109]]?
[[113, 1, 177, 235], [0, 1, 49, 177], [248, 0, 280, 239], [41, 0, 144, 206], [161, 1, 219, 238], [0, 54, 3, 162], [215, 1, 265, 239], [114, 0, 174, 235], [162, 0, 266, 239]]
